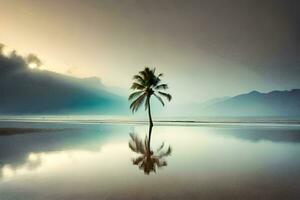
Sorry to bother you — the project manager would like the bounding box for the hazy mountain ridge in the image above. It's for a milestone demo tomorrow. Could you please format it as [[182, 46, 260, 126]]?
[[201, 89, 300, 117], [0, 53, 127, 115]]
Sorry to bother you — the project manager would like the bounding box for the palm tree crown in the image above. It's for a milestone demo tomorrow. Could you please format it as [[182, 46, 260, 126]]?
[[129, 67, 172, 113]]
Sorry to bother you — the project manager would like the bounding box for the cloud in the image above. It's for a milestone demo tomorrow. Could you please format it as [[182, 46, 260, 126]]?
[[66, 66, 79, 75], [0, 47, 127, 114], [26, 53, 43, 68], [0, 43, 4, 54]]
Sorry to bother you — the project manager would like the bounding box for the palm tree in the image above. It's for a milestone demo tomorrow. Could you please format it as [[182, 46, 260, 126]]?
[[129, 133, 172, 174], [129, 67, 172, 127]]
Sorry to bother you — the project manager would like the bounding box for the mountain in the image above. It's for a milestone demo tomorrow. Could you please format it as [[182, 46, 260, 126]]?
[[200, 89, 300, 117], [0, 53, 127, 115], [160, 97, 230, 117]]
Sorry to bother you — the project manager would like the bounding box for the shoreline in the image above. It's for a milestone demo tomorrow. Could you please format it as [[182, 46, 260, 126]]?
[[0, 118, 300, 127], [0, 128, 72, 135]]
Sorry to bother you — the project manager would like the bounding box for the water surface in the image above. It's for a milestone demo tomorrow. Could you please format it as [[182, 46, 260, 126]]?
[[0, 121, 299, 200]]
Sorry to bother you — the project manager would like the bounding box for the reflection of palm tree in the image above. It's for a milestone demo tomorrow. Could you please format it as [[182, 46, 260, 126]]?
[[129, 133, 171, 174]]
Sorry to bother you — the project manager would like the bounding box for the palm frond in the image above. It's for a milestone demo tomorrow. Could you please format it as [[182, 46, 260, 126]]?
[[130, 82, 145, 90], [129, 133, 139, 152], [144, 98, 149, 110], [130, 93, 147, 112], [128, 91, 144, 100], [129, 133, 146, 154], [129, 133, 135, 140], [156, 142, 165, 152], [158, 91, 172, 101], [158, 146, 172, 158], [139, 68, 149, 80], [133, 75, 145, 85], [153, 93, 165, 106], [155, 84, 168, 90], [129, 142, 137, 152], [155, 158, 167, 167], [132, 156, 145, 165], [154, 77, 161, 86]]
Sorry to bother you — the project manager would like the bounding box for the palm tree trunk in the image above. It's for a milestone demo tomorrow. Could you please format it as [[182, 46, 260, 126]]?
[[147, 95, 153, 127], [147, 95, 153, 151]]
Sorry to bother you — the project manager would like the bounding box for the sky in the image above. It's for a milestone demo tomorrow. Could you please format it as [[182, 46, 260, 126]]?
[[0, 0, 299, 104]]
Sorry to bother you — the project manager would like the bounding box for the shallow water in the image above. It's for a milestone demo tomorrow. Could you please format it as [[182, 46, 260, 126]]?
[[0, 121, 300, 200]]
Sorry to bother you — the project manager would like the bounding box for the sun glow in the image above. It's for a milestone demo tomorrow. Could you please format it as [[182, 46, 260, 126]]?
[[2, 47, 13, 57], [28, 63, 46, 70], [29, 63, 37, 69]]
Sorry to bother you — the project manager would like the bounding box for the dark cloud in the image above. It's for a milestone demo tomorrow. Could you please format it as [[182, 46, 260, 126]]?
[[0, 51, 127, 114], [26, 53, 42, 68], [0, 44, 4, 54]]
